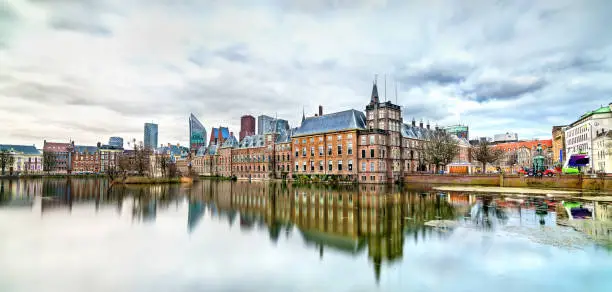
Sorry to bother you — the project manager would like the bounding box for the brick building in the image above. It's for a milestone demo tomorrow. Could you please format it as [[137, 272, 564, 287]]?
[[43, 140, 74, 174], [72, 145, 100, 173], [494, 139, 554, 173]]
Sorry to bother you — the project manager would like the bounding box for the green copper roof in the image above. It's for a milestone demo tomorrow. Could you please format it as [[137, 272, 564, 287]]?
[[579, 104, 611, 119]]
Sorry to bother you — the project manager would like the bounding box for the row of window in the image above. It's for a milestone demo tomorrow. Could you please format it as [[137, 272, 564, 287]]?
[[296, 145, 354, 157], [295, 160, 354, 172], [294, 134, 354, 145]]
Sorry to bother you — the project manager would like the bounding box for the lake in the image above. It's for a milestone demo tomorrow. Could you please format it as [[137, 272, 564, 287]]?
[[1, 178, 611, 292]]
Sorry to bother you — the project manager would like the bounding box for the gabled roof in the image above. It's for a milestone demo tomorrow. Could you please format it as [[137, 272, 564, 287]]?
[[221, 135, 239, 148], [401, 124, 434, 140], [155, 145, 190, 158], [238, 134, 265, 148], [294, 109, 366, 137], [43, 142, 72, 152], [74, 145, 98, 154], [0, 144, 41, 155]]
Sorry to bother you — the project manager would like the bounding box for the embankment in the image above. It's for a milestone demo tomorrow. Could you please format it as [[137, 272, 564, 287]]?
[[404, 174, 612, 191], [112, 176, 192, 184]]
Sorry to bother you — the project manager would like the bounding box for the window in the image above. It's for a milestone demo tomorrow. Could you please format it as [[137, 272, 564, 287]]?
[[303, 162, 306, 171], [361, 149, 366, 158], [327, 136, 332, 141], [302, 147, 306, 157], [370, 162, 375, 171], [328, 160, 333, 171], [319, 161, 323, 171], [378, 121, 385, 129], [371, 175, 375, 181], [338, 160, 343, 171], [310, 137, 314, 143], [370, 135, 375, 144], [361, 162, 366, 171], [348, 160, 353, 171], [327, 144, 332, 155], [370, 149, 375, 158], [318, 146, 323, 156], [337, 135, 342, 140], [295, 150, 299, 157], [337, 145, 342, 155], [295, 163, 299, 171], [348, 134, 353, 139], [361, 136, 366, 145], [318, 137, 323, 142], [302, 139, 306, 143], [310, 161, 314, 172], [310, 147, 314, 156]]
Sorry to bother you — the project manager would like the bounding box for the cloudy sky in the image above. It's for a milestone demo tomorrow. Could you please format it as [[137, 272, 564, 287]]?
[[1, 0, 611, 147]]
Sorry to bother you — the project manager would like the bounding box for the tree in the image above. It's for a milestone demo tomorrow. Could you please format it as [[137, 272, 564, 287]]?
[[43, 152, 56, 174], [0, 150, 15, 175], [155, 153, 171, 177], [423, 131, 460, 173], [471, 141, 504, 173]]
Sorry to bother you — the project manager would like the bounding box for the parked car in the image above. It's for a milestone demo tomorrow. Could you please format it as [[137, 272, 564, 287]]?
[[543, 169, 557, 177]]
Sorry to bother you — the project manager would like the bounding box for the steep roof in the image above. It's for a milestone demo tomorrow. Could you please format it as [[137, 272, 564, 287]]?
[[43, 142, 72, 152], [74, 145, 98, 154], [221, 135, 239, 148], [493, 139, 553, 151], [0, 144, 41, 155], [294, 109, 366, 137], [238, 134, 265, 148], [370, 82, 379, 104], [401, 124, 434, 140]]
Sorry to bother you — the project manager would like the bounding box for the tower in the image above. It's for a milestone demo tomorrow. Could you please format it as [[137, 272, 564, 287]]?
[[364, 76, 404, 182]]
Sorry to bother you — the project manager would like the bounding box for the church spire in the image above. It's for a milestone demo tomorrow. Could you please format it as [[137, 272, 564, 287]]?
[[301, 106, 305, 123], [370, 75, 380, 104]]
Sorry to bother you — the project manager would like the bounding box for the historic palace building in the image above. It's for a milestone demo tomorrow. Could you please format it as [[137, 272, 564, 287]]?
[[189, 80, 453, 183]]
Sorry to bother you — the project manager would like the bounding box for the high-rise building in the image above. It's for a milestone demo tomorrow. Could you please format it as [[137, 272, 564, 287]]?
[[108, 137, 124, 149], [257, 115, 290, 135], [189, 114, 207, 152], [144, 123, 158, 150], [240, 115, 255, 141], [209, 127, 230, 146], [444, 124, 469, 139]]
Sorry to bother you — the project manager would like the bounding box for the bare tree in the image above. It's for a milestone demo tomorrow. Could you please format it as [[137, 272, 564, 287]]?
[[43, 152, 56, 174], [471, 141, 504, 173], [155, 153, 171, 177], [423, 131, 460, 173], [0, 150, 15, 175]]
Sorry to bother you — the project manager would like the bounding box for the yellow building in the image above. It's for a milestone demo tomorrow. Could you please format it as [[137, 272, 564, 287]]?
[[0, 144, 43, 175]]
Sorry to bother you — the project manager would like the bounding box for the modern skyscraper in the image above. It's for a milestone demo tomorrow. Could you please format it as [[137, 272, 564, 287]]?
[[189, 113, 207, 152], [144, 123, 158, 150], [257, 115, 290, 135], [239, 115, 255, 140], [108, 137, 124, 148], [444, 124, 469, 139]]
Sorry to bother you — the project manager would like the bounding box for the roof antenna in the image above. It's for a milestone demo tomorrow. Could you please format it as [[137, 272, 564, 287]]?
[[374, 74, 378, 85], [395, 79, 398, 104], [384, 74, 387, 102]]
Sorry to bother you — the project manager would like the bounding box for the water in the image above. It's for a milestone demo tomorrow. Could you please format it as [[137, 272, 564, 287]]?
[[1, 178, 611, 292]]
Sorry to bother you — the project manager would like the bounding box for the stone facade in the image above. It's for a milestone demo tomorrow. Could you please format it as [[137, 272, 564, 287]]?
[[552, 125, 567, 165], [0, 144, 43, 174], [43, 141, 74, 174]]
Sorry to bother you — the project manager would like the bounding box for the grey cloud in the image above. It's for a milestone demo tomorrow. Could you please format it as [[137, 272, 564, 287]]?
[[395, 62, 474, 88], [49, 18, 112, 36], [461, 77, 547, 103], [214, 44, 250, 63]]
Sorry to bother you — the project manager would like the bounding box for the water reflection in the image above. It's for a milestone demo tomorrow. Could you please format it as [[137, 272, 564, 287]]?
[[1, 178, 612, 286]]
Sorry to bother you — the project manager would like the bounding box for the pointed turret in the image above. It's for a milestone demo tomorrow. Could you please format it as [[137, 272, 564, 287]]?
[[370, 78, 380, 105], [301, 107, 305, 124]]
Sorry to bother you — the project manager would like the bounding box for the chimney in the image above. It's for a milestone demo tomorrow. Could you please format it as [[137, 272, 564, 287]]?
[[167, 143, 171, 147], [419, 121, 423, 128], [411, 119, 416, 127], [97, 142, 101, 148], [435, 125, 439, 131], [177, 143, 180, 147], [230, 131, 234, 137], [217, 128, 222, 145], [319, 105, 323, 116], [426, 122, 430, 130]]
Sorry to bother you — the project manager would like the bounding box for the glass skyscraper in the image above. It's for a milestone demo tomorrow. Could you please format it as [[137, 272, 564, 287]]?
[[144, 123, 158, 150], [189, 114, 207, 151]]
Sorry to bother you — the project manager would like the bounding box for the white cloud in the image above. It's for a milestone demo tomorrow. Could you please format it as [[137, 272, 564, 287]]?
[[1, 0, 611, 146]]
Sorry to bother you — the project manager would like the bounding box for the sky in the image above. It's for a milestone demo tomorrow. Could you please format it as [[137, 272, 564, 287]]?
[[1, 0, 611, 148]]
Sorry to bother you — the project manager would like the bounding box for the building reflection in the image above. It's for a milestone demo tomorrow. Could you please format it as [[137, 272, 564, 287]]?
[[193, 181, 460, 282]]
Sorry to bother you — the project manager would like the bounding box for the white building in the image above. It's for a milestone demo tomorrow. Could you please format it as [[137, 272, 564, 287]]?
[[564, 103, 612, 172], [0, 144, 43, 174], [593, 130, 612, 173]]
